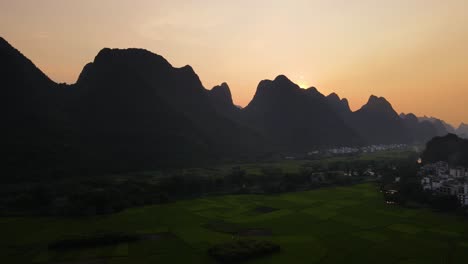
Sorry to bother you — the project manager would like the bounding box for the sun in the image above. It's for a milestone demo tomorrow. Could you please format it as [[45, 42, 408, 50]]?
[[298, 82, 309, 89], [297, 75, 308, 88]]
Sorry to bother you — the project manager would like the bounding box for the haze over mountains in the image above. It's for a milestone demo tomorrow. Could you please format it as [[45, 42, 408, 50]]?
[[457, 123, 468, 138], [1, 37, 464, 177]]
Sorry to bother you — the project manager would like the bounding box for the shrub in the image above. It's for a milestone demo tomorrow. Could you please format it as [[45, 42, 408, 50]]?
[[208, 239, 280, 263], [48, 233, 140, 250]]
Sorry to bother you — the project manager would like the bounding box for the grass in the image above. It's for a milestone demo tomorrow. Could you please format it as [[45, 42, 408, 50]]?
[[208, 239, 280, 263], [139, 150, 415, 179], [1, 183, 468, 263]]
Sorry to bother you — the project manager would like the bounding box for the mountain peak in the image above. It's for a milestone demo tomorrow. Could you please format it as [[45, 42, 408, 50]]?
[[356, 95, 399, 120], [253, 75, 301, 99], [327, 92, 340, 101], [210, 82, 233, 104], [274, 74, 292, 83], [180, 64, 195, 73], [365, 95, 392, 108], [306, 86, 319, 94], [272, 75, 301, 89], [326, 92, 349, 103], [368, 94, 386, 103], [282, 74, 302, 87], [208, 82, 238, 119], [93, 47, 172, 69], [211, 82, 230, 93], [77, 47, 206, 89], [400, 113, 418, 123], [326, 92, 351, 114], [457, 123, 468, 137]]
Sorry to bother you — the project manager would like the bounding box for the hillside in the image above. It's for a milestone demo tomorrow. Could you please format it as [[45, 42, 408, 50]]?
[[422, 134, 468, 166], [0, 36, 458, 177], [242, 75, 361, 151]]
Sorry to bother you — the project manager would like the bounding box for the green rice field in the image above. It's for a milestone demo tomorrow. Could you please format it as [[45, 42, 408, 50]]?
[[2, 183, 468, 263]]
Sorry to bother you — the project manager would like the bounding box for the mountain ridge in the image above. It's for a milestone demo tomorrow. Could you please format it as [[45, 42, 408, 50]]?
[[243, 75, 362, 150], [0, 36, 459, 176]]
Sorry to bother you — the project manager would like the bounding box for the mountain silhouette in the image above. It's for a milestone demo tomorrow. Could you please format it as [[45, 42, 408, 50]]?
[[1, 40, 267, 176], [0, 37, 72, 179], [326, 92, 351, 115], [207, 82, 240, 121], [422, 134, 468, 166], [242, 75, 361, 151], [1, 36, 461, 177], [351, 95, 411, 144], [418, 116, 454, 136], [457, 123, 468, 138], [400, 113, 438, 143], [326, 94, 443, 144], [0, 36, 64, 121], [71, 47, 264, 170]]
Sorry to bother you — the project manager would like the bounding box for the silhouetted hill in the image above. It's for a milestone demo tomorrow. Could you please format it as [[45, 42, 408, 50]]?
[[418, 116, 454, 136], [326, 93, 351, 116], [0, 36, 63, 120], [207, 82, 240, 120], [422, 134, 468, 166], [442, 121, 456, 134], [400, 113, 439, 143], [456, 123, 468, 138], [72, 48, 265, 170], [326, 93, 446, 144], [2, 36, 464, 179], [351, 95, 410, 144], [1, 39, 267, 178], [0, 37, 72, 179], [242, 75, 361, 151]]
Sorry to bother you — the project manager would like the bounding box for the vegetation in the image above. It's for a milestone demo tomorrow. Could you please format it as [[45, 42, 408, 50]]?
[[49, 233, 140, 250], [379, 162, 464, 213], [2, 183, 468, 263], [0, 151, 412, 217], [422, 133, 468, 166], [208, 239, 280, 263]]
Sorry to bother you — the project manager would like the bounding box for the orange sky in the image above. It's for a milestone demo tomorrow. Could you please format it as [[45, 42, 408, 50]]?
[[1, 0, 467, 126]]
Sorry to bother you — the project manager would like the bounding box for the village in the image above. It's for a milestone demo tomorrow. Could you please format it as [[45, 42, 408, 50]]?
[[420, 161, 468, 206], [298, 144, 409, 158]]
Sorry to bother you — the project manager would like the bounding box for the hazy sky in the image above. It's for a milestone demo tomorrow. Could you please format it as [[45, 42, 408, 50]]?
[[1, 0, 467, 126]]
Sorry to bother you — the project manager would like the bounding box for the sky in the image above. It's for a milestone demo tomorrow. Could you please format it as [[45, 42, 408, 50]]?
[[1, 0, 467, 126]]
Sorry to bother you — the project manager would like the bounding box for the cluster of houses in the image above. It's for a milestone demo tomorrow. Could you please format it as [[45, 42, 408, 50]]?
[[361, 144, 408, 153], [306, 144, 408, 156], [325, 147, 360, 155], [419, 161, 468, 206]]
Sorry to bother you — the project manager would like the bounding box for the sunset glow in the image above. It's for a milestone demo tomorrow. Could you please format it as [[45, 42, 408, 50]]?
[[1, 0, 467, 125]]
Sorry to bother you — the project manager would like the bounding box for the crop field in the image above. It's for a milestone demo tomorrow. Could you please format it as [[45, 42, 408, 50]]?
[[138, 150, 417, 178], [2, 183, 468, 263]]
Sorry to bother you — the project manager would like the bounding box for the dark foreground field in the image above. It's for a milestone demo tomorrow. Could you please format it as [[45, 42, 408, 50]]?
[[2, 183, 468, 263]]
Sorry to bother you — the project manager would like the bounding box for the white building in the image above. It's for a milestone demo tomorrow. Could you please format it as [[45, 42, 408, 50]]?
[[421, 177, 431, 190], [421, 177, 442, 191], [456, 184, 468, 206], [420, 162, 468, 206], [450, 167, 468, 178]]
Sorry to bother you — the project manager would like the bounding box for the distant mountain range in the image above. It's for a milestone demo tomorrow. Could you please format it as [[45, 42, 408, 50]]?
[[457, 123, 468, 138], [1, 36, 464, 176], [242, 75, 360, 151]]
